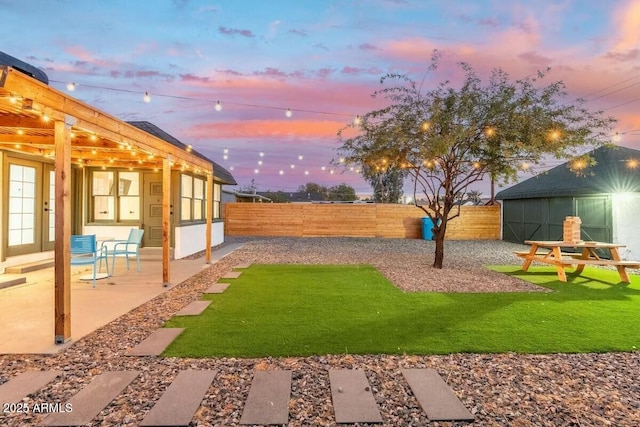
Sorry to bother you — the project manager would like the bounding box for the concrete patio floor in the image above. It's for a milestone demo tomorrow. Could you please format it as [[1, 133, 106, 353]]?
[[0, 244, 243, 354]]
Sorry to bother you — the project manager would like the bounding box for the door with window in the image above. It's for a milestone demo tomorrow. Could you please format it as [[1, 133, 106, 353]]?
[[4, 158, 57, 257], [142, 172, 165, 247]]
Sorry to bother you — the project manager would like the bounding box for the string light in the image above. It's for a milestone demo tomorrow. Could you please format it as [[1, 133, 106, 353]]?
[[354, 115, 362, 125], [298, 154, 303, 160], [223, 147, 229, 154], [215, 100, 222, 111], [279, 170, 284, 175], [143, 91, 151, 103], [290, 164, 295, 169], [285, 108, 292, 118], [259, 151, 265, 157], [67, 82, 76, 91], [258, 160, 263, 165]]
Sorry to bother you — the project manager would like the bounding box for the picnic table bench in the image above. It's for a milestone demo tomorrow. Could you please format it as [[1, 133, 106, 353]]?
[[515, 240, 640, 283]]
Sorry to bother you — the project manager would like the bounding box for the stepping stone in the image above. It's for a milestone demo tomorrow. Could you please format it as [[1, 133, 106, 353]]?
[[240, 370, 291, 425], [140, 370, 217, 426], [125, 328, 184, 356], [329, 369, 382, 423], [220, 270, 242, 279], [233, 263, 252, 269], [174, 300, 211, 316], [402, 369, 474, 422], [0, 370, 62, 404], [39, 371, 138, 426], [204, 283, 230, 294]]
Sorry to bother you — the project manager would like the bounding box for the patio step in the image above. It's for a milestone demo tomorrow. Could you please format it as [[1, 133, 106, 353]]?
[[240, 370, 292, 425], [0, 370, 62, 404], [140, 370, 217, 426], [125, 328, 184, 356], [38, 371, 139, 426], [0, 276, 27, 290], [204, 283, 230, 293], [220, 270, 242, 279], [329, 369, 383, 423], [402, 368, 475, 421], [5, 260, 55, 274], [174, 300, 211, 316]]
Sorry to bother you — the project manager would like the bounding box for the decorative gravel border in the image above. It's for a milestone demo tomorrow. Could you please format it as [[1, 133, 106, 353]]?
[[1, 237, 638, 426]]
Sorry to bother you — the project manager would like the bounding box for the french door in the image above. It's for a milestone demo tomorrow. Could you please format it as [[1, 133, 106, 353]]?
[[4, 158, 56, 257]]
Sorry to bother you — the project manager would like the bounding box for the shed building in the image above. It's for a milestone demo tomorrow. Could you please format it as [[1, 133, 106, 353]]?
[[496, 145, 640, 260]]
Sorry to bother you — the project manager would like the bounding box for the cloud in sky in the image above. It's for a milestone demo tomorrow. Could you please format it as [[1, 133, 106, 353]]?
[[218, 26, 255, 38], [3, 0, 639, 194]]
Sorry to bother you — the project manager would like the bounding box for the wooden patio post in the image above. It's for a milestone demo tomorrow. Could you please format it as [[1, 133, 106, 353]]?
[[205, 172, 213, 263], [54, 118, 72, 344], [162, 156, 171, 287]]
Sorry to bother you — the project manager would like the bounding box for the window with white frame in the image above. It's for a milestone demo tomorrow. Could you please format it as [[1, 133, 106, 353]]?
[[180, 173, 206, 222], [91, 170, 140, 222], [213, 182, 221, 219]]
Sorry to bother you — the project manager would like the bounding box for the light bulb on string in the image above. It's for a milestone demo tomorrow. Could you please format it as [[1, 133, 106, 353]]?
[[290, 164, 295, 169], [143, 91, 151, 103], [354, 115, 362, 125], [223, 147, 229, 154], [298, 154, 303, 160], [279, 170, 284, 175], [285, 108, 292, 118], [215, 100, 222, 111], [259, 151, 265, 157], [304, 170, 309, 175], [254, 169, 259, 174], [67, 82, 76, 91], [258, 160, 263, 165]]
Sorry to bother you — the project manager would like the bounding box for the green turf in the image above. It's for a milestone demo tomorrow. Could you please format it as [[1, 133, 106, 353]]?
[[162, 264, 640, 357]]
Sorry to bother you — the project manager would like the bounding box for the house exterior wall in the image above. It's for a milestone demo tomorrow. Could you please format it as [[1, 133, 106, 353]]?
[[174, 221, 225, 259], [612, 193, 640, 260]]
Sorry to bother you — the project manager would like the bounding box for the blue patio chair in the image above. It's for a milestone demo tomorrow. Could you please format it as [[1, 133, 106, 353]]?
[[70, 234, 110, 288], [111, 229, 145, 273]]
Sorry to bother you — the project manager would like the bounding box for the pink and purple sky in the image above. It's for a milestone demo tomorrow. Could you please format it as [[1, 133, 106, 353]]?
[[3, 0, 640, 197]]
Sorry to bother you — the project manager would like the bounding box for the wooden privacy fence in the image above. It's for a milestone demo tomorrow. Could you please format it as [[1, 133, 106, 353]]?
[[224, 203, 501, 239]]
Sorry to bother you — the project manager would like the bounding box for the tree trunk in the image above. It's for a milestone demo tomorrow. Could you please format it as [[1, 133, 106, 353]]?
[[433, 225, 445, 269]]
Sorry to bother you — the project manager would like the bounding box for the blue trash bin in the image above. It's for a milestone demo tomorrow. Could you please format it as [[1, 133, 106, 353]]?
[[422, 217, 435, 240]]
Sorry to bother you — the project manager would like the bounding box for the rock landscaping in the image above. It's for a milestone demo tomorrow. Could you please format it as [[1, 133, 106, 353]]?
[[1, 237, 638, 426]]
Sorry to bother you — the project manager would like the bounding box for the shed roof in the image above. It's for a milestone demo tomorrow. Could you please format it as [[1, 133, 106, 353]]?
[[496, 145, 640, 200], [128, 121, 236, 185]]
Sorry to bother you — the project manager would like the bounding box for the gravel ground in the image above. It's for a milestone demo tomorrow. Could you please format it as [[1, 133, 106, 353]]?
[[1, 237, 639, 426]]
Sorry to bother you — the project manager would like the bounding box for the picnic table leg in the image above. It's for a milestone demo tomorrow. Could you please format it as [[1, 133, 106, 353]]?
[[574, 248, 590, 274], [521, 244, 538, 271], [552, 246, 567, 282], [609, 248, 631, 283]]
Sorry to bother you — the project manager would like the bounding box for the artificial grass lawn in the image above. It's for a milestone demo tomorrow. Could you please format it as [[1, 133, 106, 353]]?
[[162, 264, 640, 358]]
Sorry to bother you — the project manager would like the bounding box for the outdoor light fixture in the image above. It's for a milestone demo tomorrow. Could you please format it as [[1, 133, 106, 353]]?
[[215, 100, 222, 111], [258, 160, 263, 165], [67, 82, 76, 91], [259, 151, 265, 157], [290, 164, 295, 169], [143, 91, 151, 103], [223, 147, 229, 154], [254, 169, 259, 174], [354, 115, 362, 125], [298, 154, 303, 160], [286, 108, 292, 118], [305, 170, 309, 175], [187, 144, 192, 152], [279, 170, 284, 175]]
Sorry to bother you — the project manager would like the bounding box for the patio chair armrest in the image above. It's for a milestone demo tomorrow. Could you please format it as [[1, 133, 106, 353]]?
[[113, 241, 139, 251]]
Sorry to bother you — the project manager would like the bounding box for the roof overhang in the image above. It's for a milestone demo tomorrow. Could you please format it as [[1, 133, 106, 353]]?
[[0, 66, 212, 173]]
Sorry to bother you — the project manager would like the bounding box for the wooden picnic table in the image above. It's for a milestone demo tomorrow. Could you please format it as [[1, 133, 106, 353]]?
[[515, 240, 640, 283]]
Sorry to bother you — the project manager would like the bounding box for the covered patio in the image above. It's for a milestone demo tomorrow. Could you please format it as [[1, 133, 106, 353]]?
[[0, 63, 223, 346]]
